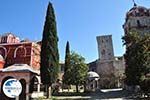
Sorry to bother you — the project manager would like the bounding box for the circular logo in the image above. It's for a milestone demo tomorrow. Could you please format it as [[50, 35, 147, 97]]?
[[2, 79, 22, 98]]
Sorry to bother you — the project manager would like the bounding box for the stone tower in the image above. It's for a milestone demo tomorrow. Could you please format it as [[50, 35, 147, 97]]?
[[96, 35, 115, 88], [123, 4, 150, 34], [96, 35, 114, 60]]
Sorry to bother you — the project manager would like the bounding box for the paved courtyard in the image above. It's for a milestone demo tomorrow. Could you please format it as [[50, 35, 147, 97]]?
[[88, 88, 133, 100], [51, 88, 135, 100]]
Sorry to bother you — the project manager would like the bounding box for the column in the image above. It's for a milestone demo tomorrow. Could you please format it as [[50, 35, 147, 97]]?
[[26, 83, 30, 100], [117, 79, 120, 88], [93, 80, 95, 91], [97, 80, 99, 89], [37, 83, 40, 92], [15, 96, 19, 100]]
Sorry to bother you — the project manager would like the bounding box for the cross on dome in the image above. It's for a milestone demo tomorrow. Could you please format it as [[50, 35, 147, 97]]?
[[132, 0, 137, 6]]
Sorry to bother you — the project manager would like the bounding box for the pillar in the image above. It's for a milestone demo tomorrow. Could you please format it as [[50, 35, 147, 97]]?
[[26, 83, 30, 100], [117, 79, 119, 87], [15, 96, 19, 100], [93, 80, 95, 91], [37, 83, 40, 92], [97, 80, 99, 89]]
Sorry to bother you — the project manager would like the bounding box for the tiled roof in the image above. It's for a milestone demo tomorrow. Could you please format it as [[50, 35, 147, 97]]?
[[127, 5, 150, 18], [1, 64, 40, 74]]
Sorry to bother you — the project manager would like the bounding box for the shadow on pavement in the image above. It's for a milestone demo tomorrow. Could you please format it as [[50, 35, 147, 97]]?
[[88, 89, 134, 100]]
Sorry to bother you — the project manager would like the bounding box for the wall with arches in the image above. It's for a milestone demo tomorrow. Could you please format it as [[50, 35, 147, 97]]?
[[0, 42, 40, 70]]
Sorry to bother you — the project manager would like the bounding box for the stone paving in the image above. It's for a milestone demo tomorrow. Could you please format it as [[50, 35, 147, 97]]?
[[52, 88, 135, 100], [88, 88, 133, 100]]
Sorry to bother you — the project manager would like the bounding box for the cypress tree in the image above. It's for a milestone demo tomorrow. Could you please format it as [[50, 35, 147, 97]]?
[[63, 41, 71, 85], [40, 2, 59, 98]]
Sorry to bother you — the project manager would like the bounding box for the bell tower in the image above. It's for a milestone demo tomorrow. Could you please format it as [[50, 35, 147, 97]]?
[[96, 35, 114, 61], [123, 4, 150, 35]]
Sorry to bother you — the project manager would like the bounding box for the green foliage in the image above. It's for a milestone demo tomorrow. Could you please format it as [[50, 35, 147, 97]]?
[[63, 41, 71, 85], [140, 77, 150, 96], [69, 51, 89, 87], [40, 2, 59, 86], [122, 32, 150, 86]]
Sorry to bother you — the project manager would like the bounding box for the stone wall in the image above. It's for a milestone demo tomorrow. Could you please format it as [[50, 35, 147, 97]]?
[[96, 35, 114, 60], [96, 58, 125, 88], [96, 35, 125, 88], [31, 43, 41, 70], [96, 60, 115, 88]]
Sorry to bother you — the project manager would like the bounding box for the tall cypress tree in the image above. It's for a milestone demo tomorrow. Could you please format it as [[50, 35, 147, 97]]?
[[63, 41, 71, 85], [40, 2, 59, 97]]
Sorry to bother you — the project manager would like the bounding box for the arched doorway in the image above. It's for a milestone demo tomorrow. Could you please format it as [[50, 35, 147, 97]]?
[[1, 76, 15, 100], [19, 79, 26, 100], [30, 76, 39, 93]]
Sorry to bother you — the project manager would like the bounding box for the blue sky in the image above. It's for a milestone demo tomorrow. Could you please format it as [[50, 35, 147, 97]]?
[[0, 0, 150, 62]]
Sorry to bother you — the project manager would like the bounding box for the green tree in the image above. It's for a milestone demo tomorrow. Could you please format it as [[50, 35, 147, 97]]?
[[122, 32, 150, 86], [40, 2, 59, 98], [69, 52, 88, 92], [63, 41, 71, 85]]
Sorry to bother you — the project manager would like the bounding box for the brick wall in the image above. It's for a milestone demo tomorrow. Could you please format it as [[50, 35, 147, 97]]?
[[0, 42, 40, 70]]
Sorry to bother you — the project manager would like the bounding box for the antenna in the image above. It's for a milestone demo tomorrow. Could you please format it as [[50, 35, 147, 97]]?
[[132, 0, 137, 6]]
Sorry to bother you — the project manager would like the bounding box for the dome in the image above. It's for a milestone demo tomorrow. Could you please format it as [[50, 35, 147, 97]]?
[[87, 71, 99, 78], [126, 5, 150, 18], [0, 55, 4, 61]]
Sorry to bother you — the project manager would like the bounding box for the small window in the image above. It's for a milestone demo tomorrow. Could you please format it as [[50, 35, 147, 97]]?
[[101, 49, 106, 55], [137, 20, 141, 27]]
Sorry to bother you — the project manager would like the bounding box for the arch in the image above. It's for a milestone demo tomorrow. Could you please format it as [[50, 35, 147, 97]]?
[[35, 75, 41, 84], [0, 76, 14, 100], [19, 79, 26, 100], [30, 76, 39, 93], [14, 46, 27, 58], [0, 46, 7, 59]]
